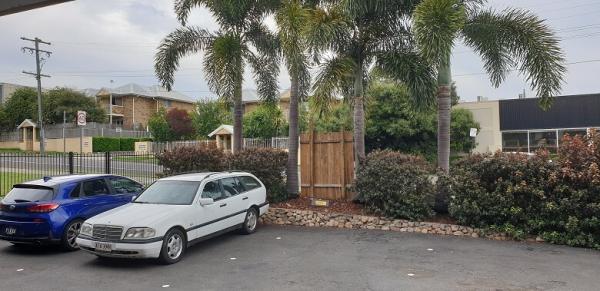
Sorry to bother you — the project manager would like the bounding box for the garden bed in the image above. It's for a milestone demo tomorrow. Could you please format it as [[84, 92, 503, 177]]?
[[272, 197, 456, 224]]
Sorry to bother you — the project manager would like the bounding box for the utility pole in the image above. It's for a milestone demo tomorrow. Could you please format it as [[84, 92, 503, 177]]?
[[21, 37, 51, 155]]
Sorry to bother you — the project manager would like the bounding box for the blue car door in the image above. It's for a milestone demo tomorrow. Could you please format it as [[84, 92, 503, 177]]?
[[79, 178, 115, 217], [107, 176, 143, 206]]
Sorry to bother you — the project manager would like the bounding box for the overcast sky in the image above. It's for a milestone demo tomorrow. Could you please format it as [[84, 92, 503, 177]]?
[[0, 0, 598, 102]]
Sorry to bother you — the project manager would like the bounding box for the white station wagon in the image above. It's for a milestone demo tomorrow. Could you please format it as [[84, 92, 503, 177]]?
[[76, 172, 269, 264]]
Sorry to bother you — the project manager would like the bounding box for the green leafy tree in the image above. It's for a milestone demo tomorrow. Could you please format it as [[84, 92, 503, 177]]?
[[306, 1, 437, 161], [243, 105, 288, 139], [191, 98, 232, 138], [43, 88, 106, 125], [148, 108, 173, 142], [3, 88, 37, 128], [365, 81, 479, 161], [276, 0, 312, 196], [413, 0, 565, 172], [0, 105, 10, 132], [313, 102, 353, 133], [155, 0, 280, 153]]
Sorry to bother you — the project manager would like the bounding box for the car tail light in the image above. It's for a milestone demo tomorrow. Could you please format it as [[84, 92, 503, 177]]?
[[27, 203, 59, 213]]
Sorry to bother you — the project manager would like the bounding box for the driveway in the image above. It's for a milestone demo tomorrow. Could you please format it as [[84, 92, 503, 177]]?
[[0, 225, 598, 291]]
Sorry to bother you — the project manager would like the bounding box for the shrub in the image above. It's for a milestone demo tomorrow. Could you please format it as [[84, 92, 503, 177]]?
[[92, 137, 121, 152], [157, 145, 227, 175], [449, 133, 600, 249], [355, 150, 435, 220], [229, 148, 288, 202], [92, 137, 151, 152]]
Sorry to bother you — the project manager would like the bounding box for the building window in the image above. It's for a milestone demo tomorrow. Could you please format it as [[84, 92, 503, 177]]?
[[163, 100, 172, 107], [502, 132, 528, 152], [558, 129, 587, 144], [112, 96, 123, 106], [529, 131, 557, 153]]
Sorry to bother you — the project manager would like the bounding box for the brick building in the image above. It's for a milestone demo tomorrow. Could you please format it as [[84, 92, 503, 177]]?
[[242, 89, 291, 120], [95, 83, 196, 130]]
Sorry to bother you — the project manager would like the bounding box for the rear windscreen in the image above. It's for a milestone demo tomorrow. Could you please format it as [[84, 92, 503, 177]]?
[[2, 186, 54, 203]]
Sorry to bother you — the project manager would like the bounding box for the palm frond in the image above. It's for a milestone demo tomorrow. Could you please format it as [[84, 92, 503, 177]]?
[[305, 6, 351, 58], [154, 26, 214, 90], [202, 34, 244, 102], [246, 21, 280, 59], [462, 8, 566, 108], [311, 56, 356, 114], [413, 0, 466, 67], [245, 51, 280, 104], [174, 0, 208, 26], [376, 51, 438, 109]]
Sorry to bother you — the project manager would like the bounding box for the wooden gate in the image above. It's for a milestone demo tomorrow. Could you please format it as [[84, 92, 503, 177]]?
[[300, 131, 354, 200]]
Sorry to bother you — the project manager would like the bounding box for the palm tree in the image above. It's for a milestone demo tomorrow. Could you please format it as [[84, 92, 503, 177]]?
[[413, 0, 565, 172], [155, 0, 280, 153], [306, 0, 437, 162], [275, 0, 312, 196]]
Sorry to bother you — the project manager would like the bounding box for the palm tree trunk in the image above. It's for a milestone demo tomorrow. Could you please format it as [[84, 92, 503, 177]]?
[[353, 64, 366, 162], [437, 63, 452, 173], [233, 76, 243, 154], [286, 73, 300, 197]]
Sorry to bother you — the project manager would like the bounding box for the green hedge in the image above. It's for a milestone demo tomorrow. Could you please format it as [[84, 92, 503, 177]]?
[[449, 133, 600, 249], [92, 137, 151, 152]]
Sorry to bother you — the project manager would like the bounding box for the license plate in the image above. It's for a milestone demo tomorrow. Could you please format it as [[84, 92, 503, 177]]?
[[94, 242, 113, 252], [4, 227, 16, 236]]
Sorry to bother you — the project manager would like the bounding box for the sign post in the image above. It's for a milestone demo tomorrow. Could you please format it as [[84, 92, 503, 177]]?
[[77, 111, 86, 154]]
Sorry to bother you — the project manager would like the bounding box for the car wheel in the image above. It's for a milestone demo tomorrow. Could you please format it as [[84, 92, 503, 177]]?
[[241, 208, 258, 235], [61, 219, 83, 251], [158, 228, 186, 265]]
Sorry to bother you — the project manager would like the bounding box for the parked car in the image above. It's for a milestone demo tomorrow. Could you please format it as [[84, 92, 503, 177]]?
[[0, 174, 143, 250], [76, 172, 269, 264]]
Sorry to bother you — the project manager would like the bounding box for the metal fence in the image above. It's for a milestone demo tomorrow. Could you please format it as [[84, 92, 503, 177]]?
[[149, 140, 216, 153], [0, 151, 161, 195], [243, 137, 289, 150], [0, 122, 151, 142]]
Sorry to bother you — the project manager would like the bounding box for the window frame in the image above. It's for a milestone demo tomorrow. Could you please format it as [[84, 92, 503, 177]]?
[[200, 179, 227, 201], [218, 177, 244, 198], [107, 176, 143, 195], [81, 178, 112, 197]]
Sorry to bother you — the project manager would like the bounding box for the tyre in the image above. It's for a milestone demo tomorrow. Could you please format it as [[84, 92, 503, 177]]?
[[61, 219, 83, 251], [240, 208, 258, 235], [158, 228, 186, 265]]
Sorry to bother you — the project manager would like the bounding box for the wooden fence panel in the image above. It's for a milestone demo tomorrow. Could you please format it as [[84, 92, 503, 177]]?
[[300, 131, 354, 200]]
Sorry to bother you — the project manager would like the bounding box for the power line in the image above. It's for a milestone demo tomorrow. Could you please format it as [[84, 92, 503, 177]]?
[[454, 59, 600, 77]]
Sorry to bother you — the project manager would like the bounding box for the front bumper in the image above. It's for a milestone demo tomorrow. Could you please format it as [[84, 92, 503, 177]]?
[[76, 236, 163, 259]]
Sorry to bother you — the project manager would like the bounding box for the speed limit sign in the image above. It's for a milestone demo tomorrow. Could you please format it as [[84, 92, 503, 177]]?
[[77, 111, 87, 126]]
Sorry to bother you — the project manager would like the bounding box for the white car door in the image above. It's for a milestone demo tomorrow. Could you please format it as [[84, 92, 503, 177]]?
[[188, 179, 231, 240], [238, 175, 265, 208], [219, 177, 248, 225]]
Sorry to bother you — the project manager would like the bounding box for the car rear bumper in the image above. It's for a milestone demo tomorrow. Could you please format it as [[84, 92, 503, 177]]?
[[76, 236, 162, 259], [0, 219, 57, 244], [259, 202, 269, 216]]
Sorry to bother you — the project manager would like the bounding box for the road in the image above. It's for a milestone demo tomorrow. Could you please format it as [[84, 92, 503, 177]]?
[[0, 225, 598, 291]]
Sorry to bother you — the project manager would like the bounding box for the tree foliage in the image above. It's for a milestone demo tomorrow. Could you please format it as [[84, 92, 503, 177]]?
[[243, 105, 288, 139], [365, 81, 479, 161], [166, 107, 194, 140], [43, 88, 106, 125], [148, 108, 173, 142], [191, 98, 232, 139], [2, 88, 37, 128]]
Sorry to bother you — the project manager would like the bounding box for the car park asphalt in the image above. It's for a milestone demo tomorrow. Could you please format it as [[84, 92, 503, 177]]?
[[0, 225, 599, 291]]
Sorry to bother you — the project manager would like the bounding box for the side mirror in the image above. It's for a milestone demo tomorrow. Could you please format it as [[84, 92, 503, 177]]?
[[198, 198, 214, 206]]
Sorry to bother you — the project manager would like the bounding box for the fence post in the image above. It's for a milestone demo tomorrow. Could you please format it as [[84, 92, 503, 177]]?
[[68, 152, 74, 174], [105, 151, 111, 174]]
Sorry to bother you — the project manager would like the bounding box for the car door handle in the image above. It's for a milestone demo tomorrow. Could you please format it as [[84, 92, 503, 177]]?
[[242, 197, 248, 200], [220, 203, 227, 207]]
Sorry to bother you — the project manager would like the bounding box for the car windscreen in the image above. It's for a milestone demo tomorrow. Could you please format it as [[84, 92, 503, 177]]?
[[133, 180, 200, 205], [2, 185, 55, 203]]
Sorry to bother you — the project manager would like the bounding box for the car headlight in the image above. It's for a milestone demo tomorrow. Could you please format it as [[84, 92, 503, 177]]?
[[80, 223, 93, 236], [124, 227, 156, 239]]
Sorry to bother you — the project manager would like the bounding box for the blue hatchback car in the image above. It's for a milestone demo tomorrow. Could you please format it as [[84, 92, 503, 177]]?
[[0, 174, 143, 250]]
